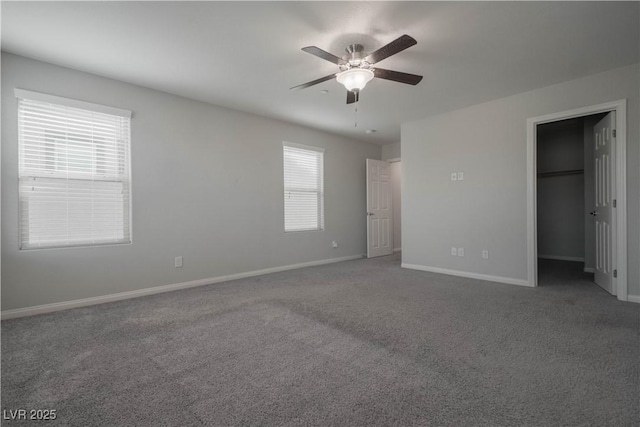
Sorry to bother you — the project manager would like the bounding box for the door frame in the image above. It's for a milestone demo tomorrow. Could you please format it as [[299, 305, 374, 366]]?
[[386, 158, 401, 253], [526, 99, 628, 301]]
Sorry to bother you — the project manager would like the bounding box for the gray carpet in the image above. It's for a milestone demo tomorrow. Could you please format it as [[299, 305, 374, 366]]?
[[2, 254, 638, 426]]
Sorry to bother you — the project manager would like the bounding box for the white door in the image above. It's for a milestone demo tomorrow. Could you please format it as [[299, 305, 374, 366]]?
[[367, 159, 393, 258], [592, 112, 615, 294]]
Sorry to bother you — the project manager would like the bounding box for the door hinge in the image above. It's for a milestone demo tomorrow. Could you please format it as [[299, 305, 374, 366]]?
[[612, 129, 617, 138], [613, 199, 617, 208], [614, 269, 617, 278]]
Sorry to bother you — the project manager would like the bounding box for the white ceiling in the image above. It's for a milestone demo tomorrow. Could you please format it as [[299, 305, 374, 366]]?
[[2, 1, 638, 145]]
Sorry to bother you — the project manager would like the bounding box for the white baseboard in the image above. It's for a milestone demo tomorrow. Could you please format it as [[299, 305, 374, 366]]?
[[583, 267, 595, 273], [401, 263, 532, 287], [1, 254, 364, 320], [627, 294, 640, 304], [393, 247, 402, 253], [538, 254, 585, 262]]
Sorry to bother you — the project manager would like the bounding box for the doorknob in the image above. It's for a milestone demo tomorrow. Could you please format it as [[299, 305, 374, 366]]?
[[367, 212, 374, 216], [589, 211, 598, 216]]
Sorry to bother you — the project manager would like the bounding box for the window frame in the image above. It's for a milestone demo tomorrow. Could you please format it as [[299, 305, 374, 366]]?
[[282, 141, 325, 233], [16, 89, 133, 250]]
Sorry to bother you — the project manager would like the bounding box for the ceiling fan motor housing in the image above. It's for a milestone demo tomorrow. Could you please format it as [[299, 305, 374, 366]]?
[[346, 43, 365, 60]]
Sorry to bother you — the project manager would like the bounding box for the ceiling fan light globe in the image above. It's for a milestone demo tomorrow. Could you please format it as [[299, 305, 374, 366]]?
[[336, 68, 374, 92]]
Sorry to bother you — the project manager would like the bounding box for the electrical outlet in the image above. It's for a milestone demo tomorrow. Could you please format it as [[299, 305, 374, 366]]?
[[451, 172, 457, 181], [482, 250, 489, 259], [458, 248, 464, 257], [332, 241, 338, 248], [451, 247, 457, 256], [175, 256, 183, 268], [457, 172, 464, 181]]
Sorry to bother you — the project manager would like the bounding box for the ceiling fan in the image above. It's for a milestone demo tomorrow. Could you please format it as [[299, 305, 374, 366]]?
[[291, 34, 423, 104]]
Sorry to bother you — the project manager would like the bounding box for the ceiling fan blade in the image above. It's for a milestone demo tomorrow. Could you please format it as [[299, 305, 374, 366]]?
[[364, 34, 417, 64], [373, 68, 423, 85], [290, 74, 336, 90], [301, 46, 346, 65], [346, 90, 358, 104]]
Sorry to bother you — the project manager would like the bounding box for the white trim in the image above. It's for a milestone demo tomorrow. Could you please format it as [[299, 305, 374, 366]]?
[[584, 267, 595, 273], [1, 255, 363, 320], [401, 263, 532, 287], [627, 295, 640, 304], [526, 99, 628, 301], [538, 255, 585, 262], [393, 247, 402, 253], [14, 88, 131, 118], [282, 141, 324, 153]]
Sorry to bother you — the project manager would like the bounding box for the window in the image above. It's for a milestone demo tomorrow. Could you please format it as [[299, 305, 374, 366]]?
[[16, 89, 132, 249], [283, 142, 324, 232]]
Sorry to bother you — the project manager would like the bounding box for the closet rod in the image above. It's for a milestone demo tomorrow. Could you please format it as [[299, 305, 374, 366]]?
[[537, 169, 584, 178]]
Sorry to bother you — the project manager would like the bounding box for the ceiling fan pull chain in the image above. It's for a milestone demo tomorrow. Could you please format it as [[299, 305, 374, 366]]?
[[354, 96, 358, 127]]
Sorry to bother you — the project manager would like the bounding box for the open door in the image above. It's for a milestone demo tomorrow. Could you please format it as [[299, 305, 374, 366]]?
[[367, 159, 393, 258], [592, 112, 616, 294]]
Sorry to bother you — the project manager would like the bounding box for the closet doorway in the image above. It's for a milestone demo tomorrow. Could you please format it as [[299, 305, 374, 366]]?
[[536, 113, 605, 290], [526, 100, 628, 301]]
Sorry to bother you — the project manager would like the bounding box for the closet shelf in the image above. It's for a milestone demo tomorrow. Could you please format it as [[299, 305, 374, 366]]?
[[537, 169, 584, 178]]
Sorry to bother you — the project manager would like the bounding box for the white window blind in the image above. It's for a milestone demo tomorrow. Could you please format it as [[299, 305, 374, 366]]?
[[283, 142, 324, 232], [17, 89, 132, 249]]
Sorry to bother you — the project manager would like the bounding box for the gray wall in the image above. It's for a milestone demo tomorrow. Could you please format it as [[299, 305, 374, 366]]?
[[402, 63, 639, 296], [536, 119, 585, 260], [381, 142, 401, 161], [1, 53, 381, 311]]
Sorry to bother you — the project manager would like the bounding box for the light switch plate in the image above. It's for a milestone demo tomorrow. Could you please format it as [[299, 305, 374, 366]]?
[[457, 172, 464, 181], [451, 172, 457, 181]]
